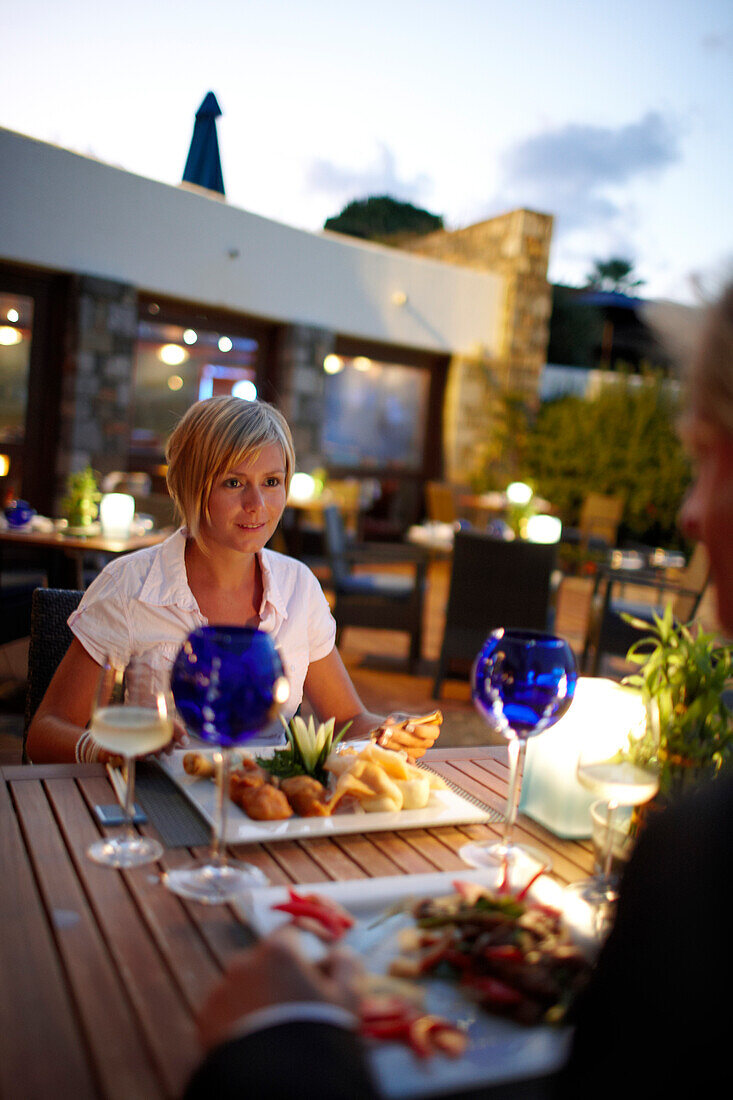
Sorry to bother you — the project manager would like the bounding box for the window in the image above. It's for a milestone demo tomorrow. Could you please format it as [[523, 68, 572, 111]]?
[[131, 317, 259, 456], [322, 355, 430, 472], [0, 292, 33, 447]]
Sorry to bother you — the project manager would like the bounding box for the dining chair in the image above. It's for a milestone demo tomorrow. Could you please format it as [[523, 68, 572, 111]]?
[[432, 530, 558, 698], [564, 492, 625, 553], [23, 588, 83, 757], [425, 481, 458, 525], [322, 505, 428, 673], [581, 543, 710, 676]]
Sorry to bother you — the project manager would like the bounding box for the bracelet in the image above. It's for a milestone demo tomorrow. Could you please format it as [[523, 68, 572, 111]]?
[[74, 730, 100, 764]]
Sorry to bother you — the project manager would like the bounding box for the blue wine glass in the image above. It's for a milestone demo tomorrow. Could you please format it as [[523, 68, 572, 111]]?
[[460, 629, 577, 884], [164, 626, 290, 903]]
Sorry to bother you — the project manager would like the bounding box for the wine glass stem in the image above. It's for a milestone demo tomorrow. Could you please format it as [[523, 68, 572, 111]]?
[[501, 737, 525, 848], [212, 749, 232, 865], [602, 799, 619, 880], [123, 758, 137, 842]]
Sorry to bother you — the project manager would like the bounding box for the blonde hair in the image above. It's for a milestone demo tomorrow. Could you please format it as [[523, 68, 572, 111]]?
[[166, 397, 295, 542], [685, 281, 733, 437]]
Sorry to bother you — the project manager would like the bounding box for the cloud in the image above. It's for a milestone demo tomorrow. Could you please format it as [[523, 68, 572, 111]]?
[[700, 30, 733, 55], [495, 111, 680, 235], [305, 142, 432, 207]]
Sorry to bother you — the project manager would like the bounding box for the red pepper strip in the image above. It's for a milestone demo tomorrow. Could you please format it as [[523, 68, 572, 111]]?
[[497, 856, 510, 895], [461, 974, 524, 1006], [484, 944, 523, 963], [516, 866, 547, 901], [408, 1015, 442, 1058], [271, 891, 353, 939]]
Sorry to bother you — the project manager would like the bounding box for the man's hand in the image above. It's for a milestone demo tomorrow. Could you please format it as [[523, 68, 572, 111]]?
[[197, 926, 365, 1052]]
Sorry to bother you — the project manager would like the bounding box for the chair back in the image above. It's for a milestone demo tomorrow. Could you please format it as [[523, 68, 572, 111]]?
[[24, 588, 83, 737], [322, 505, 353, 588], [579, 492, 624, 547], [434, 530, 557, 695], [672, 543, 710, 621], [425, 481, 457, 524]]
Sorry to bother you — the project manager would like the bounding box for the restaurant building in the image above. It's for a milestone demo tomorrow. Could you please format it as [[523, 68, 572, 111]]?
[[0, 126, 553, 528]]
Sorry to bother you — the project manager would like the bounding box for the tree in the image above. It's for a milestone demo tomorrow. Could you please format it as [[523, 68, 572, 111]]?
[[323, 196, 443, 243], [586, 258, 645, 295], [524, 373, 691, 546]]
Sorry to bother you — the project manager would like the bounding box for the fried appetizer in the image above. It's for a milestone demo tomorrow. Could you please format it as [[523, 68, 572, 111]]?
[[182, 752, 216, 778], [231, 782, 293, 820], [280, 775, 331, 817]]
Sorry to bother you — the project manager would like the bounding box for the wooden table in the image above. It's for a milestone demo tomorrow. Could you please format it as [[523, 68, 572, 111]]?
[[0, 749, 594, 1100], [0, 527, 168, 588]]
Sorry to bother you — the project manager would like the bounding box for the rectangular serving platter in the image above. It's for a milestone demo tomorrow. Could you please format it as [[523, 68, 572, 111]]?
[[158, 746, 489, 843], [238, 868, 587, 1097]]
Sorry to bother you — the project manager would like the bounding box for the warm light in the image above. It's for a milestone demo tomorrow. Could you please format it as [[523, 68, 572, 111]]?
[[274, 676, 291, 705], [167, 375, 184, 391], [99, 493, 135, 538], [391, 290, 408, 306], [183, 328, 198, 345], [288, 472, 316, 503], [6, 308, 19, 323], [0, 454, 10, 477], [0, 326, 22, 346], [218, 336, 233, 353], [232, 379, 257, 401], [323, 354, 344, 375], [526, 514, 562, 543], [158, 344, 188, 366], [353, 356, 372, 372], [506, 481, 533, 505], [520, 678, 646, 837]]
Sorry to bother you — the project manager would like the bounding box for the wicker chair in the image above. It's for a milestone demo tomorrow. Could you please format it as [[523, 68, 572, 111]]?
[[23, 588, 83, 758], [322, 505, 427, 673], [433, 530, 558, 698]]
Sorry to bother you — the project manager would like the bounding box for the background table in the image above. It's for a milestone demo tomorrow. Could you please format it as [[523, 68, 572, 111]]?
[[0, 527, 167, 588], [0, 749, 594, 1100]]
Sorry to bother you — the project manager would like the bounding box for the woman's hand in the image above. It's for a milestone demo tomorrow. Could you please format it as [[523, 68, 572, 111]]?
[[370, 711, 443, 760]]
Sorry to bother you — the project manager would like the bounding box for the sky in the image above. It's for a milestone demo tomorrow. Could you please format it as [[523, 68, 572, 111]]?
[[2, 0, 732, 305]]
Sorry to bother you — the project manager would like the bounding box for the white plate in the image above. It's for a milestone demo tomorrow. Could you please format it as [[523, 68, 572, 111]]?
[[237, 869, 594, 1098], [159, 747, 488, 843]]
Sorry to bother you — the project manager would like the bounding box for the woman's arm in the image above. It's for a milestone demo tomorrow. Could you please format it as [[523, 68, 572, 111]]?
[[302, 649, 441, 758], [25, 639, 113, 763], [302, 649, 382, 741]]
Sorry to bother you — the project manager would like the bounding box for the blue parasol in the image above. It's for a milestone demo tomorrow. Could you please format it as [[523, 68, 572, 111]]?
[[182, 92, 225, 195]]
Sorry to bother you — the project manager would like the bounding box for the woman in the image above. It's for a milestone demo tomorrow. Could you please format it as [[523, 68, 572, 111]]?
[[26, 397, 436, 764]]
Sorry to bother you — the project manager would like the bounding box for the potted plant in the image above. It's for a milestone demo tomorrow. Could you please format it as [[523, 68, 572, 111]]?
[[621, 605, 732, 808], [61, 466, 101, 532]]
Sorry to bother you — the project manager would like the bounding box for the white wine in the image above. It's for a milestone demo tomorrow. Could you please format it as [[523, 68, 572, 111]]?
[[90, 705, 172, 757], [577, 761, 659, 806]]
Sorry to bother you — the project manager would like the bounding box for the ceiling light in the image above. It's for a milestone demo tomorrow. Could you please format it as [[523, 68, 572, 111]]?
[[323, 354, 344, 374], [183, 329, 198, 345], [218, 336, 233, 352], [158, 344, 188, 366], [0, 326, 22, 346]]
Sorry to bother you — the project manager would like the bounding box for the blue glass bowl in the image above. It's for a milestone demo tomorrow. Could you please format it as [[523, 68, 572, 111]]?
[[5, 499, 36, 528], [171, 626, 286, 748], [472, 628, 577, 739]]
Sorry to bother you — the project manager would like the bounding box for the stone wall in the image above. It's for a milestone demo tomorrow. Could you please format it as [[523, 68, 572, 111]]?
[[401, 209, 553, 487], [56, 276, 137, 497]]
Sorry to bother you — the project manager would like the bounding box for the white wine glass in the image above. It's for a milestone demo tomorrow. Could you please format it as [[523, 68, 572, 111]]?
[[568, 740, 659, 929], [86, 655, 174, 868]]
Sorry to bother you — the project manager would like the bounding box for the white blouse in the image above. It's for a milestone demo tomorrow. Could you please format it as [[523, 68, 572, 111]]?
[[68, 528, 336, 738]]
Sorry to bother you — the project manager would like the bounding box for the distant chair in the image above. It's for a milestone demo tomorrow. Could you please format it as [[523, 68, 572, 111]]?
[[581, 543, 710, 676], [425, 481, 458, 525], [23, 588, 83, 760], [433, 530, 558, 698], [322, 505, 427, 673], [564, 492, 625, 554]]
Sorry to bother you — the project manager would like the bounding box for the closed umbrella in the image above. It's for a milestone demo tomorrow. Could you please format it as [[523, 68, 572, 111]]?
[[182, 92, 225, 195]]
